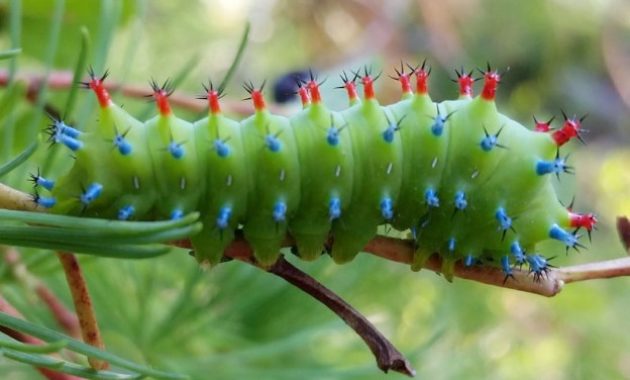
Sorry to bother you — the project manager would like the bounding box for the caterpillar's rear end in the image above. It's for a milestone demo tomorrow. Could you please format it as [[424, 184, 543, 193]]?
[[32, 63, 597, 281]]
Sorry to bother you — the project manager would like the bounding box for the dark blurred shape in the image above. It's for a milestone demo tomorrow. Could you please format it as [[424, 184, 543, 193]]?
[[618, 216, 630, 254], [273, 70, 312, 103]]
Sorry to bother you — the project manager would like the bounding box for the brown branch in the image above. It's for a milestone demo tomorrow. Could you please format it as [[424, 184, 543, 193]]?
[[268, 256, 415, 377], [213, 234, 565, 297], [0, 69, 285, 116], [4, 182, 630, 297], [56, 252, 108, 370], [0, 294, 81, 380], [0, 183, 43, 212]]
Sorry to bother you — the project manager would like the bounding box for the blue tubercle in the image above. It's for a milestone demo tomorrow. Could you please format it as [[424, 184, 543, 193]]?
[[49, 120, 82, 151], [526, 254, 549, 280], [118, 205, 135, 220], [170, 208, 184, 220], [536, 156, 571, 176], [216, 206, 232, 229], [495, 207, 513, 239], [265, 134, 282, 152], [272, 201, 287, 223], [431, 115, 446, 136], [510, 241, 527, 266], [463, 254, 475, 267], [501, 255, 512, 273], [382, 123, 396, 143], [326, 127, 340, 146], [448, 238, 456, 252], [168, 141, 185, 159], [35, 195, 56, 208], [114, 134, 132, 155], [480, 126, 504, 152], [480, 134, 498, 151], [55, 120, 81, 138], [549, 224, 579, 248], [35, 176, 55, 191], [454, 191, 467, 211], [329, 197, 341, 220], [425, 188, 439, 208], [80, 183, 103, 205], [380, 197, 394, 220], [58, 135, 83, 151], [213, 139, 231, 157]]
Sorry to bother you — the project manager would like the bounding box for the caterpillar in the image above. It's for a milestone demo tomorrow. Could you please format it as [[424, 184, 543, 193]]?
[[32, 63, 596, 280]]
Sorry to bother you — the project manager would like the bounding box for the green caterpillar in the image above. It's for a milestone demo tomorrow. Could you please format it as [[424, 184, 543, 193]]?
[[33, 63, 596, 280]]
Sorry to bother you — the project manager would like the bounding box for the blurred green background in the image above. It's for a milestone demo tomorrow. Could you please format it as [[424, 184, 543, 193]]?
[[0, 0, 629, 379]]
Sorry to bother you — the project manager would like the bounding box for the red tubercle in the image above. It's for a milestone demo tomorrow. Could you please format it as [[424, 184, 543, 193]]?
[[411, 60, 431, 95], [390, 63, 412, 95], [208, 90, 222, 114], [454, 68, 474, 97], [338, 71, 359, 102], [307, 80, 321, 103], [414, 69, 430, 95], [361, 75, 375, 99], [297, 85, 310, 107], [569, 211, 597, 231], [551, 113, 586, 146], [344, 81, 358, 101], [251, 90, 266, 111], [82, 68, 112, 108], [201, 81, 223, 115], [481, 68, 501, 101], [399, 74, 412, 94], [152, 87, 172, 116], [533, 115, 554, 132], [243, 81, 266, 112]]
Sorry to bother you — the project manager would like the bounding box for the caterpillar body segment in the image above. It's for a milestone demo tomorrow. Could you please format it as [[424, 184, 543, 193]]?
[[38, 64, 592, 280], [240, 108, 301, 265], [190, 110, 247, 264], [289, 103, 354, 261]]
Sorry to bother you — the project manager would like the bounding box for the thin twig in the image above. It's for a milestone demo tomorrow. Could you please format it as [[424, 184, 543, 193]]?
[[214, 234, 565, 297], [3, 183, 630, 297], [56, 252, 108, 370], [0, 183, 43, 212], [268, 255, 416, 376], [0, 69, 284, 116]]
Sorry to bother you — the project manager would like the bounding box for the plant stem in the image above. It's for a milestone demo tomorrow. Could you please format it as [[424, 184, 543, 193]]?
[[267, 255, 416, 377], [56, 252, 108, 370], [0, 69, 283, 116], [3, 182, 630, 297], [0, 183, 42, 212]]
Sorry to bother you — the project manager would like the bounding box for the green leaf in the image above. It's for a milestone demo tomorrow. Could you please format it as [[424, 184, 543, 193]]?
[[218, 22, 251, 92], [0, 312, 189, 379], [2, 348, 144, 379], [0, 236, 173, 259], [0, 209, 199, 235], [0, 337, 67, 354], [63, 27, 91, 120], [0, 142, 38, 178], [0, 48, 21, 60]]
